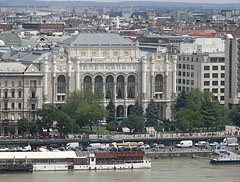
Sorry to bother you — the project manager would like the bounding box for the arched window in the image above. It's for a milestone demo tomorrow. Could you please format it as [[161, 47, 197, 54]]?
[[57, 75, 66, 93], [127, 75, 135, 98], [127, 105, 134, 116], [155, 74, 163, 92], [94, 75, 103, 94], [116, 75, 124, 99], [117, 105, 124, 117], [84, 76, 92, 91], [106, 75, 114, 99]]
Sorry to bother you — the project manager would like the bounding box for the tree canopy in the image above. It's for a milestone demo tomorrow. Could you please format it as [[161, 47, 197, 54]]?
[[106, 99, 116, 123], [172, 89, 229, 131], [122, 114, 145, 133], [62, 90, 107, 131], [133, 99, 144, 117], [145, 99, 159, 126]]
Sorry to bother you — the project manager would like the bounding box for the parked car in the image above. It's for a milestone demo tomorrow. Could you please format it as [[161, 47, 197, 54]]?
[[150, 143, 158, 148], [0, 147, 9, 152], [176, 140, 193, 148], [155, 144, 165, 149], [195, 141, 209, 148], [140, 144, 151, 150], [210, 142, 219, 147], [199, 142, 210, 149]]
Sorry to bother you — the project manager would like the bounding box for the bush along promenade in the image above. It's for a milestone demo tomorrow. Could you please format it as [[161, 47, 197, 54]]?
[[12, 89, 240, 139]]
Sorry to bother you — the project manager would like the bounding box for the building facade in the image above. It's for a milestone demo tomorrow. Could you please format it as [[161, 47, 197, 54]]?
[[39, 34, 177, 120], [0, 62, 43, 136], [0, 33, 176, 133], [176, 53, 225, 104], [176, 38, 226, 104], [225, 34, 240, 108]]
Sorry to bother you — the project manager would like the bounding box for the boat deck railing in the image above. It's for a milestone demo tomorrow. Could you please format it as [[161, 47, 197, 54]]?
[[96, 160, 147, 165], [214, 150, 240, 160]]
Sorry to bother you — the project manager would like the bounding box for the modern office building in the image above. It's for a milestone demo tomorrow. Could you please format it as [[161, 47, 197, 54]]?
[[176, 38, 226, 104]]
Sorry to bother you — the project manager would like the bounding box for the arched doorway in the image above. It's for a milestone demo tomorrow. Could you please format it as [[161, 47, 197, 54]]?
[[127, 105, 134, 116], [116, 105, 124, 117]]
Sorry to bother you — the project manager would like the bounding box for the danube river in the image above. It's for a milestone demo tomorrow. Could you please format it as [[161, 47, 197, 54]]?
[[0, 158, 240, 182]]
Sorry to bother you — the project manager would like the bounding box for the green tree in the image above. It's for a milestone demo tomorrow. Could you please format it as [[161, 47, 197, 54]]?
[[133, 99, 144, 117], [172, 90, 188, 112], [106, 99, 116, 123], [29, 122, 39, 137], [106, 121, 118, 131], [229, 107, 240, 127], [8, 126, 16, 136], [154, 123, 163, 133], [172, 89, 229, 132], [73, 124, 80, 134], [36, 104, 56, 136], [55, 110, 74, 138], [145, 99, 159, 126], [62, 90, 106, 130], [122, 114, 145, 133], [18, 118, 30, 137]]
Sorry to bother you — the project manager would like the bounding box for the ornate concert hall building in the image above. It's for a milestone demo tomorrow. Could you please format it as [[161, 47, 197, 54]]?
[[6, 33, 177, 121]]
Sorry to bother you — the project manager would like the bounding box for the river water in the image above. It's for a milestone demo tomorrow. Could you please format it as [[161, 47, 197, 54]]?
[[0, 158, 240, 182]]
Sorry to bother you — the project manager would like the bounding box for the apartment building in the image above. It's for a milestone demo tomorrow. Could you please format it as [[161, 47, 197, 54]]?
[[0, 62, 43, 136]]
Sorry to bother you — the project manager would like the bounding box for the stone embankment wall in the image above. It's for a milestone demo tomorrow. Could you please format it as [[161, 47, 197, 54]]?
[[145, 151, 213, 159]]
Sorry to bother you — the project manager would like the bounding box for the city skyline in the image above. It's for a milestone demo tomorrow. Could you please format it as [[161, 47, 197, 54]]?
[[37, 0, 240, 4]]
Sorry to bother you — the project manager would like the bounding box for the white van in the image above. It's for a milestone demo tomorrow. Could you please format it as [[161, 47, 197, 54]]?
[[176, 140, 193, 148]]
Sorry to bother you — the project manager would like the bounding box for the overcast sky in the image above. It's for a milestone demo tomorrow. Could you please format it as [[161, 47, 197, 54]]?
[[38, 0, 240, 4]]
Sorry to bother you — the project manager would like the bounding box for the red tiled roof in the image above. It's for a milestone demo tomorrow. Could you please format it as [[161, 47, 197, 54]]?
[[231, 32, 240, 38], [174, 30, 217, 38]]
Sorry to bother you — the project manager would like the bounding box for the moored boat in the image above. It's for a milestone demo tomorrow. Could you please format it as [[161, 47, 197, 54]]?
[[210, 149, 240, 165], [0, 150, 151, 171]]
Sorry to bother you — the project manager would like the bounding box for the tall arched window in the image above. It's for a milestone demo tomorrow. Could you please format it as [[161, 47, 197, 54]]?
[[155, 74, 163, 92], [127, 75, 135, 98], [106, 75, 114, 99], [94, 75, 103, 94], [116, 75, 124, 99], [57, 75, 66, 93], [84, 76, 92, 91]]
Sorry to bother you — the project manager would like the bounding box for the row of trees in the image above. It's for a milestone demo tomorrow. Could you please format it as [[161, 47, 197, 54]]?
[[17, 90, 162, 137], [17, 91, 107, 138], [16, 89, 238, 138], [105, 98, 161, 133]]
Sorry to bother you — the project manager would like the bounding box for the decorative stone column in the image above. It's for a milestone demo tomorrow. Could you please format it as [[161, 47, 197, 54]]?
[[43, 57, 48, 99], [75, 57, 80, 90], [172, 55, 177, 95], [150, 57, 155, 98], [142, 57, 147, 99]]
